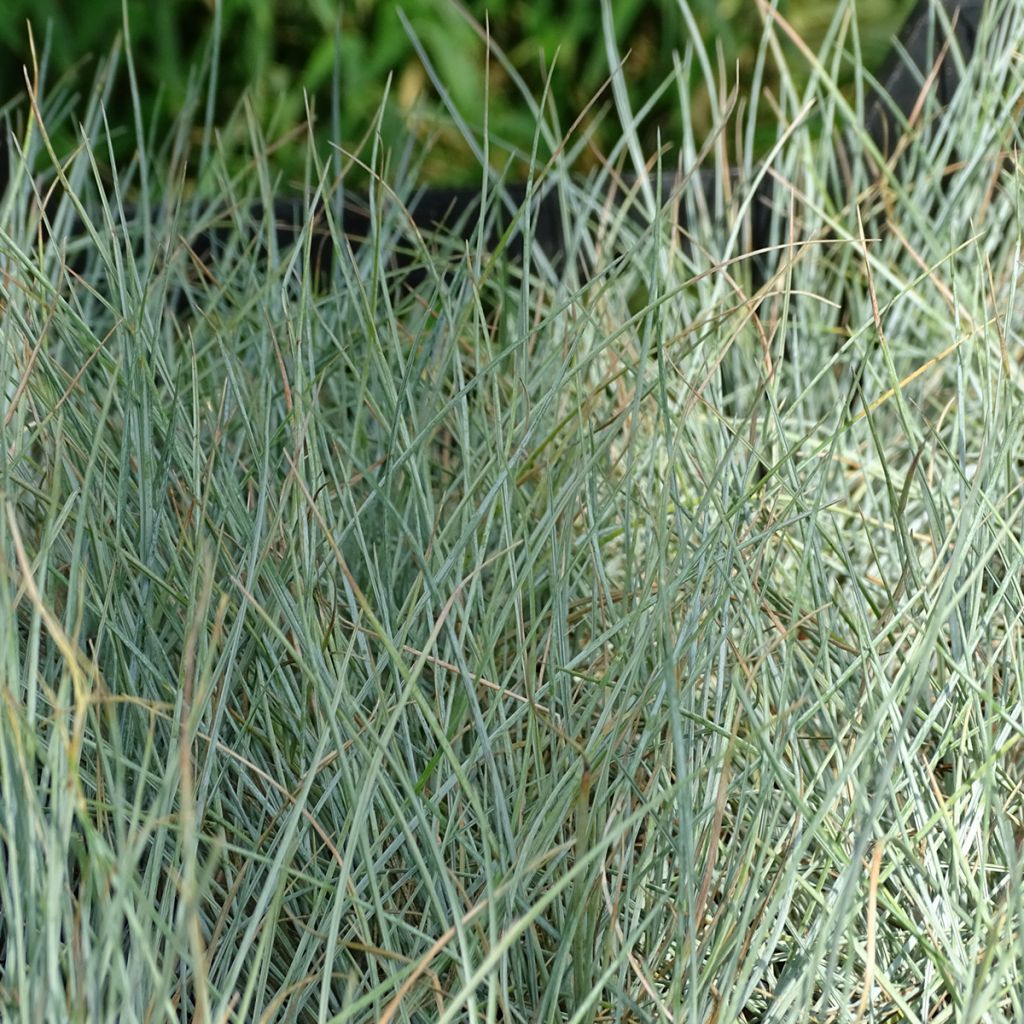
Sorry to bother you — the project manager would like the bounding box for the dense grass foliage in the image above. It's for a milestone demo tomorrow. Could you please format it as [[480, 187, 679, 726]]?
[[2, 2, 1024, 1021], [0, 0, 914, 183]]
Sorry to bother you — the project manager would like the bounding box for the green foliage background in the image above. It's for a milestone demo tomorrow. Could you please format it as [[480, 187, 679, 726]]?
[[0, 0, 915, 184]]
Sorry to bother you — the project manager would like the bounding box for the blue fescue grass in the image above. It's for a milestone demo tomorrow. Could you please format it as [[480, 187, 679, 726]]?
[[3, 3, 1024, 1021]]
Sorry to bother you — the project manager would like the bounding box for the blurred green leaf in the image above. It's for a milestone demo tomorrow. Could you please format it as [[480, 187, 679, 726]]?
[[0, 0, 914, 186]]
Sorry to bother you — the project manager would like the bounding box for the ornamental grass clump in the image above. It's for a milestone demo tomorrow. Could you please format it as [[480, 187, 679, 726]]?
[[2, 2, 1024, 1021]]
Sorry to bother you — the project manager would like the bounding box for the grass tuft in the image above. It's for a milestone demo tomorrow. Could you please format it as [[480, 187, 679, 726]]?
[[2, 2, 1024, 1021]]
